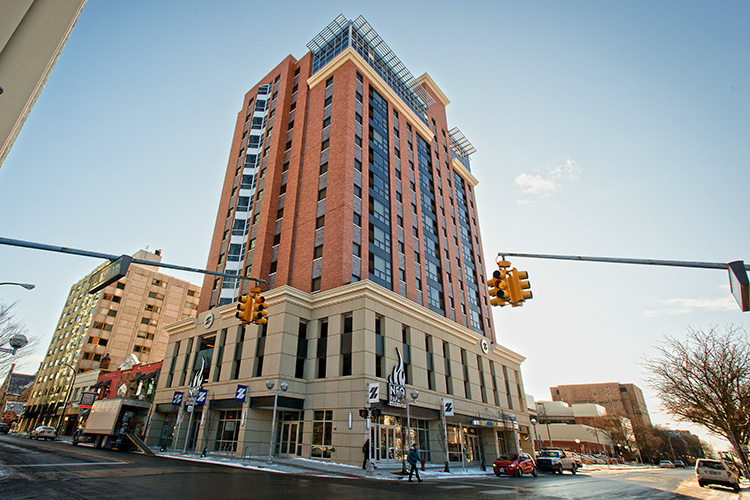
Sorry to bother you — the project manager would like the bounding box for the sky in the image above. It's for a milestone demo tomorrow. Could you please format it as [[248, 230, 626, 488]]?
[[1, 1, 748, 451]]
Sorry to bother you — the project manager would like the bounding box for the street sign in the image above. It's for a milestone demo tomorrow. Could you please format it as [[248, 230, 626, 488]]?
[[88, 255, 132, 294], [443, 398, 454, 416], [79, 392, 96, 409], [196, 389, 207, 405], [728, 261, 749, 312], [367, 383, 379, 403], [172, 391, 184, 406], [187, 405, 194, 413], [235, 385, 247, 402]]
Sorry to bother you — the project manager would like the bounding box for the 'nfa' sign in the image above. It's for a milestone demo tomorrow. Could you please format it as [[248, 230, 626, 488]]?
[[387, 348, 406, 408]]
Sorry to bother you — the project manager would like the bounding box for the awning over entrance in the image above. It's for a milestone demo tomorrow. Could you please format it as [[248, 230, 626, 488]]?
[[250, 395, 304, 410]]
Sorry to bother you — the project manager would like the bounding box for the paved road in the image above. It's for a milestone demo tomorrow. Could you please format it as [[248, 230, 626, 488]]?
[[1, 435, 744, 499]]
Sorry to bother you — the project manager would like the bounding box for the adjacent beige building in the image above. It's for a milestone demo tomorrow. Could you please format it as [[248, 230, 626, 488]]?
[[21, 249, 201, 431], [0, 0, 87, 168]]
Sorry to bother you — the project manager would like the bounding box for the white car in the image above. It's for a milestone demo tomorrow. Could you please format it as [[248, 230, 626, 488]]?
[[695, 459, 740, 492], [29, 425, 57, 441]]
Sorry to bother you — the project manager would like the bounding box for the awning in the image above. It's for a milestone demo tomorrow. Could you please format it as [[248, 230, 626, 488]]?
[[91, 380, 111, 389]]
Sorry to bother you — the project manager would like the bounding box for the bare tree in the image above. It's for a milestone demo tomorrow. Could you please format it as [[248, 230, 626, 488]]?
[[0, 301, 36, 372], [644, 325, 750, 476]]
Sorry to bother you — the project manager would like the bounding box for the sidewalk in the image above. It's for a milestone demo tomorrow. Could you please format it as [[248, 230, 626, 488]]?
[[153, 448, 496, 481]]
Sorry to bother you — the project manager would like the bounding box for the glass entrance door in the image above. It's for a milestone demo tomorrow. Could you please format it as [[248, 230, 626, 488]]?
[[371, 416, 405, 463], [279, 422, 298, 456]]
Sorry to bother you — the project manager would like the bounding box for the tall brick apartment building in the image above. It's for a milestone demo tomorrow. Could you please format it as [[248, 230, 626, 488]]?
[[148, 15, 531, 468], [550, 382, 652, 430]]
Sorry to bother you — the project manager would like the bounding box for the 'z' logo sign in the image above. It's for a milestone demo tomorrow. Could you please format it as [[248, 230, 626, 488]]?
[[235, 385, 247, 402], [196, 389, 207, 405], [172, 391, 184, 406], [368, 383, 379, 403], [443, 398, 454, 416]]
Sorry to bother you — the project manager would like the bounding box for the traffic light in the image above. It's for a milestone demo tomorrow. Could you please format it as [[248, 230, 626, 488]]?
[[507, 268, 533, 306], [235, 294, 255, 323], [370, 408, 381, 419], [249, 286, 268, 325], [487, 261, 511, 307], [359, 408, 369, 419]]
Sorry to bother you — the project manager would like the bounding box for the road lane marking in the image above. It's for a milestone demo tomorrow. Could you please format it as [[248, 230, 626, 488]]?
[[11, 462, 128, 467]]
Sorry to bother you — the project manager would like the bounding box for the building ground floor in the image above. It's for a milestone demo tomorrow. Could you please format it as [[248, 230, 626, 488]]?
[[146, 397, 530, 467], [148, 282, 533, 467]]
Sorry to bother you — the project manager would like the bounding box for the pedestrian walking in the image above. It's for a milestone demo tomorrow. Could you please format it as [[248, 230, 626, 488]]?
[[362, 439, 370, 469], [407, 443, 422, 482]]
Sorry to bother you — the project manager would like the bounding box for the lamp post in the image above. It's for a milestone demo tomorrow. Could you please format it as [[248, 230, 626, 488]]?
[[403, 389, 418, 473], [530, 418, 540, 454], [55, 362, 76, 437], [575, 438, 582, 453], [0, 333, 28, 355], [0, 282, 35, 290], [266, 380, 288, 463]]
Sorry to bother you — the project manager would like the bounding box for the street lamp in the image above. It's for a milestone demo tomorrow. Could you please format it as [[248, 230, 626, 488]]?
[[575, 438, 582, 453], [55, 362, 76, 437], [266, 379, 288, 463], [403, 389, 418, 473], [0, 282, 35, 290], [0, 333, 28, 355], [530, 418, 540, 453]]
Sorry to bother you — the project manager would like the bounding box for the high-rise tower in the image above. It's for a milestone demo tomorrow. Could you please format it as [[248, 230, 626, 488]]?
[[150, 16, 529, 467], [199, 15, 495, 340]]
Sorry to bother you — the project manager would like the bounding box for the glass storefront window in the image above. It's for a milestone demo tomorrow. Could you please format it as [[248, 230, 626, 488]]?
[[311, 410, 334, 458], [214, 410, 240, 452]]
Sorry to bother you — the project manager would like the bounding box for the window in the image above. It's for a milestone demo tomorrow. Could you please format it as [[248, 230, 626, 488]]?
[[353, 242, 360, 257], [279, 183, 287, 195], [354, 185, 361, 198], [269, 261, 278, 274], [354, 159, 361, 171], [323, 117, 331, 128], [137, 331, 155, 340], [324, 96, 332, 107], [314, 245, 323, 259], [295, 321, 308, 379], [318, 187, 327, 201], [341, 314, 353, 376], [277, 208, 284, 219], [355, 136, 362, 147], [273, 234, 281, 246], [312, 277, 321, 291], [321, 139, 329, 151], [353, 213, 361, 227], [144, 304, 161, 313], [356, 113, 362, 124], [106, 309, 117, 317], [141, 317, 158, 327], [152, 279, 167, 288], [316, 215, 325, 229], [356, 72, 362, 82], [320, 162, 328, 175], [187, 290, 196, 297], [311, 410, 334, 458], [317, 319, 328, 378]]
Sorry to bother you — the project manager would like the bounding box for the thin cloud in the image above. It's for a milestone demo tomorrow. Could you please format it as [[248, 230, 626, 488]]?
[[515, 159, 580, 201], [643, 295, 738, 317]]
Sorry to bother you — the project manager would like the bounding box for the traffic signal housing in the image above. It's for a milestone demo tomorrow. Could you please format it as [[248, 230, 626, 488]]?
[[251, 287, 268, 325], [507, 268, 533, 306], [235, 294, 255, 324], [359, 408, 369, 419], [487, 260, 511, 307]]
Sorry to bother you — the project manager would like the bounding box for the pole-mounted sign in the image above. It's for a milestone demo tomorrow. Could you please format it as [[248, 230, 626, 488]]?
[[728, 261, 749, 312], [88, 255, 132, 293]]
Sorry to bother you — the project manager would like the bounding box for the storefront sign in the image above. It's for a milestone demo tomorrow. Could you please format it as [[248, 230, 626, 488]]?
[[472, 419, 513, 429], [367, 383, 380, 403], [388, 348, 406, 408], [443, 398, 454, 416], [235, 385, 247, 402], [172, 391, 184, 406]]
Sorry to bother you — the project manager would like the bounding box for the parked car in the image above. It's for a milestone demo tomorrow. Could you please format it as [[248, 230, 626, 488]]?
[[673, 460, 686, 468], [29, 425, 57, 440], [659, 460, 675, 468], [0, 422, 10, 434], [695, 459, 740, 492], [493, 452, 538, 477]]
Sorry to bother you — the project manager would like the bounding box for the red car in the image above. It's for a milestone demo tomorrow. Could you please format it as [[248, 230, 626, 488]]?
[[493, 452, 538, 477]]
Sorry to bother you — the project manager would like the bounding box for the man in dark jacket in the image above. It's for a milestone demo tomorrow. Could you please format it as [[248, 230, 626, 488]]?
[[362, 439, 370, 469], [407, 443, 422, 482]]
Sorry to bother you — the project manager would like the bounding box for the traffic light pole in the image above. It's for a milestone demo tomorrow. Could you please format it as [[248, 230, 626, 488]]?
[[0, 237, 264, 283], [497, 251, 750, 271]]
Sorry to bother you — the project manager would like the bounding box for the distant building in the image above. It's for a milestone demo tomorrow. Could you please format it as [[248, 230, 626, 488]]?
[[0, 364, 35, 424], [531, 400, 615, 455], [0, 0, 87, 168], [550, 382, 652, 430], [20, 249, 200, 432]]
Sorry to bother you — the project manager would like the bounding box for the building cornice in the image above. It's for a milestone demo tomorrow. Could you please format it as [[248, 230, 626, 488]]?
[[307, 46, 434, 143], [451, 157, 479, 187], [415, 73, 450, 107]]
